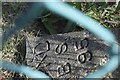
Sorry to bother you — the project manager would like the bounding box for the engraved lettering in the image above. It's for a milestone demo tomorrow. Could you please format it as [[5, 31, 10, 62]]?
[[57, 62, 71, 77], [74, 38, 89, 50], [31, 41, 50, 64], [77, 53, 86, 63], [77, 50, 92, 64], [63, 62, 71, 73], [55, 43, 68, 54], [33, 40, 50, 55], [36, 55, 47, 69]]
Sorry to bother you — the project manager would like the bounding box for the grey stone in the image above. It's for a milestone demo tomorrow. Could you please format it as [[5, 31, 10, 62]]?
[[26, 28, 119, 78]]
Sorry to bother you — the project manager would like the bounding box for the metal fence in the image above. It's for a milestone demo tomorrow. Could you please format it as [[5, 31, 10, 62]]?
[[0, 0, 120, 79]]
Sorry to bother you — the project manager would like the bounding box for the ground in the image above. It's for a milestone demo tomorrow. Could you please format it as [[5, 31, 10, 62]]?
[[1, 2, 120, 79]]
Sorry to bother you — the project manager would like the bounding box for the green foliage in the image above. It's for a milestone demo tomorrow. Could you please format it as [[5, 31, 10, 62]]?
[[1, 2, 120, 78], [2, 2, 119, 35]]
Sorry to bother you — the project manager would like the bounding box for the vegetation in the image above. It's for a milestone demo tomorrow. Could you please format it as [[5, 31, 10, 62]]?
[[1, 2, 120, 79]]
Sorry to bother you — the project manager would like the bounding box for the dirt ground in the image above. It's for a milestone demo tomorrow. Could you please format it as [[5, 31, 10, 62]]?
[[1, 2, 120, 80]]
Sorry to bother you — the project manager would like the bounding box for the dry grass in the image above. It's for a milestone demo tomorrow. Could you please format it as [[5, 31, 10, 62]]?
[[1, 2, 120, 79]]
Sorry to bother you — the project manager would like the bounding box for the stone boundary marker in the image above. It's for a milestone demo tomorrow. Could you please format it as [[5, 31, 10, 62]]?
[[26, 28, 119, 78]]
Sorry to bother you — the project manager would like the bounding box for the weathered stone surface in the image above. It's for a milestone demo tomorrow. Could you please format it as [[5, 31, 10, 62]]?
[[26, 28, 119, 78]]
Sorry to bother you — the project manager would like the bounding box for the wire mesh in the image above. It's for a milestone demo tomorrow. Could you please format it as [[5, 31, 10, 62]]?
[[1, 0, 119, 79]]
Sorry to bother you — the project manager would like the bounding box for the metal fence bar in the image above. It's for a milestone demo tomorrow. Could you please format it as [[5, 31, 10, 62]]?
[[43, 1, 119, 78], [43, 1, 117, 45], [2, 3, 45, 45], [0, 61, 51, 79], [1, 0, 119, 79]]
